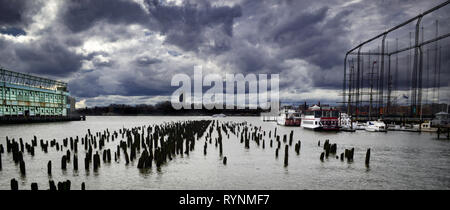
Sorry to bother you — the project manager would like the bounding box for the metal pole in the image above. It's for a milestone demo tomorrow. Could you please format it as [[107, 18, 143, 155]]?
[[394, 38, 399, 110], [412, 15, 422, 117], [357, 47, 362, 121], [380, 34, 387, 118], [368, 50, 372, 120], [343, 53, 348, 111], [438, 46, 441, 107], [418, 26, 424, 120], [434, 20, 438, 105]]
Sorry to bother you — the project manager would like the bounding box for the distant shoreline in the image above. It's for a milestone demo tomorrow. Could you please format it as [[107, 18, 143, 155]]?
[[81, 113, 261, 117]]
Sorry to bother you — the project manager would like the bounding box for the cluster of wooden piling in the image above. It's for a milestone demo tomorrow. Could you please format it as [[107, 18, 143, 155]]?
[[2, 118, 375, 190], [10, 178, 85, 190], [317, 139, 371, 166]]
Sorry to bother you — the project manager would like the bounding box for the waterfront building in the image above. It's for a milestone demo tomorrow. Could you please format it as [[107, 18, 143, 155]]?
[[0, 68, 73, 118]]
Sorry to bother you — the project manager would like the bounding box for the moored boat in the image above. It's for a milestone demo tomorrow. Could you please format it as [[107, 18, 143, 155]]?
[[277, 109, 301, 126], [301, 105, 339, 131], [420, 121, 438, 132], [365, 120, 387, 132]]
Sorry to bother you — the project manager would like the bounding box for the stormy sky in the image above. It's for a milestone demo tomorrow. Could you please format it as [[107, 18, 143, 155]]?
[[0, 0, 449, 108]]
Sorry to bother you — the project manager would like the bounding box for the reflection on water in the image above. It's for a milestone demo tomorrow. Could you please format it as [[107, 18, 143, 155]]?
[[0, 116, 449, 190]]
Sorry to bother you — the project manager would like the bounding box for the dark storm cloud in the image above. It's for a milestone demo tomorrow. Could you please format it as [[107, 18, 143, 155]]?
[[2, 0, 448, 106], [145, 0, 242, 52], [61, 0, 242, 54], [0, 0, 28, 26], [0, 0, 43, 28], [13, 38, 84, 76], [68, 72, 103, 97], [62, 0, 149, 32]]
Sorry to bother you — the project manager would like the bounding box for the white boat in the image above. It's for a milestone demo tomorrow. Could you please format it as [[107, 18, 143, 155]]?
[[387, 124, 401, 131], [365, 120, 387, 132], [339, 113, 356, 131], [431, 112, 449, 127], [277, 109, 301, 126], [421, 121, 437, 132], [355, 122, 366, 130], [301, 105, 339, 131], [339, 113, 351, 127]]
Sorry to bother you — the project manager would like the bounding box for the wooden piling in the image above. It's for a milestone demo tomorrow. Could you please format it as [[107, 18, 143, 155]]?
[[73, 154, 78, 170], [84, 156, 89, 170], [284, 145, 288, 167], [11, 178, 18, 190], [31, 183, 38, 191], [66, 150, 71, 162], [93, 152, 100, 170], [49, 180, 56, 191], [20, 160, 26, 175], [365, 148, 371, 166], [47, 160, 52, 175], [289, 131, 293, 146], [61, 155, 67, 170]]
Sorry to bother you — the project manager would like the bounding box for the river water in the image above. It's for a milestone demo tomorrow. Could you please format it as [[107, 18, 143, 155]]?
[[0, 116, 449, 190]]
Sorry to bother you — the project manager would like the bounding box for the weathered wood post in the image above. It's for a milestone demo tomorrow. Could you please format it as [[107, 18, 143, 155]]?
[[47, 161, 52, 175], [31, 183, 38, 191], [284, 145, 288, 166], [20, 160, 26, 175], [289, 131, 293, 146], [11, 178, 18, 190], [66, 150, 71, 162], [73, 154, 78, 170], [61, 155, 67, 170], [57, 182, 63, 191], [49, 180, 56, 191], [365, 148, 371, 166], [84, 156, 89, 170], [93, 152, 100, 170]]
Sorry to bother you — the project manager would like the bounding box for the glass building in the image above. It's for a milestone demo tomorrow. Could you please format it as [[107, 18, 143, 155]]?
[[0, 68, 71, 117]]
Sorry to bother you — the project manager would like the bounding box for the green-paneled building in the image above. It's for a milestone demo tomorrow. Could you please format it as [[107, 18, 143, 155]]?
[[1, 68, 72, 117]]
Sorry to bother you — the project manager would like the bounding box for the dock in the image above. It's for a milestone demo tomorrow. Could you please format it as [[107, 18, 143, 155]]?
[[0, 115, 86, 124]]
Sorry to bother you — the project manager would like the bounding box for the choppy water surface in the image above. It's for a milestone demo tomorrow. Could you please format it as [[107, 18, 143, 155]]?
[[0, 116, 449, 190]]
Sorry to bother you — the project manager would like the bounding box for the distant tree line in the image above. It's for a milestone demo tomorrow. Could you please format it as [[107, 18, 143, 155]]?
[[76, 101, 268, 116]]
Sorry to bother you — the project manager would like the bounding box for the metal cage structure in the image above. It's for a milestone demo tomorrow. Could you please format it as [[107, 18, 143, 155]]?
[[342, 0, 450, 121], [0, 68, 67, 91]]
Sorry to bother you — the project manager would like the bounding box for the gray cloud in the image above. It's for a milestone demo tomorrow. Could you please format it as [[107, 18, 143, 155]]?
[[1, 0, 449, 106], [62, 0, 149, 32]]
